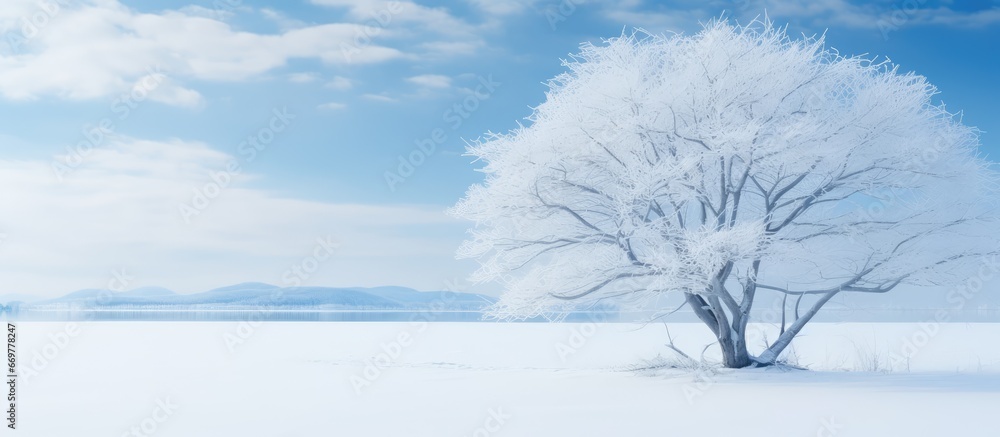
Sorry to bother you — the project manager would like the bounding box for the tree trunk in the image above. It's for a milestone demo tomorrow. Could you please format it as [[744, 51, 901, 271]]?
[[719, 333, 752, 368], [684, 293, 753, 368]]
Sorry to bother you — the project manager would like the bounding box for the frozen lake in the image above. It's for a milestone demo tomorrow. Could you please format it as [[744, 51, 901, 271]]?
[[13, 322, 1000, 436]]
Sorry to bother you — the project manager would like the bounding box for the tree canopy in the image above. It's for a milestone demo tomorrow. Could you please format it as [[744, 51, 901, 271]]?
[[451, 19, 1000, 367]]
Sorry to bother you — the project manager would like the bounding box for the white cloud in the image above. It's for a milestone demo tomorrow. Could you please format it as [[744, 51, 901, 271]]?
[[317, 101, 347, 110], [310, 0, 542, 61], [260, 7, 307, 30], [362, 93, 397, 102], [0, 0, 403, 105], [324, 76, 353, 90], [310, 0, 482, 39], [288, 72, 321, 83], [406, 74, 452, 89], [176, 5, 245, 21], [308, 0, 385, 11], [144, 77, 204, 108], [0, 137, 467, 296]]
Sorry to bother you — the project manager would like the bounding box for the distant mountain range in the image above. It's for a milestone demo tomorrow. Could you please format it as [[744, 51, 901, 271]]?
[[2, 282, 496, 311], [3, 282, 997, 323]]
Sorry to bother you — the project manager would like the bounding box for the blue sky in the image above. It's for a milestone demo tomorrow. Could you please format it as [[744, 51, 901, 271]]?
[[0, 0, 997, 296]]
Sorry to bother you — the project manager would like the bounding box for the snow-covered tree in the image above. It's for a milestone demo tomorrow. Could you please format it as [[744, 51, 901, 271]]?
[[450, 19, 1000, 368]]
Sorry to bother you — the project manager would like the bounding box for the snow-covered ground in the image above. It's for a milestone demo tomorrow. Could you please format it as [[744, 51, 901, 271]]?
[[14, 321, 1000, 436]]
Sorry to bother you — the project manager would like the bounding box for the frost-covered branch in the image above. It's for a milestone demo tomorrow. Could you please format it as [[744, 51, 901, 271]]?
[[451, 18, 1000, 368]]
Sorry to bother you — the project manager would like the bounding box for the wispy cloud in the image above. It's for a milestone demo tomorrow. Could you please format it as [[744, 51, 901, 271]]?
[[325, 76, 354, 90], [288, 72, 321, 84], [260, 7, 308, 30], [362, 93, 397, 102], [311, 0, 479, 37], [317, 101, 347, 110], [310, 0, 494, 59], [0, 0, 403, 105], [406, 74, 452, 89], [0, 137, 464, 296]]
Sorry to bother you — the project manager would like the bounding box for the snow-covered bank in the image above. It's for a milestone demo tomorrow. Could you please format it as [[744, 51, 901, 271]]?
[[14, 322, 1000, 436]]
